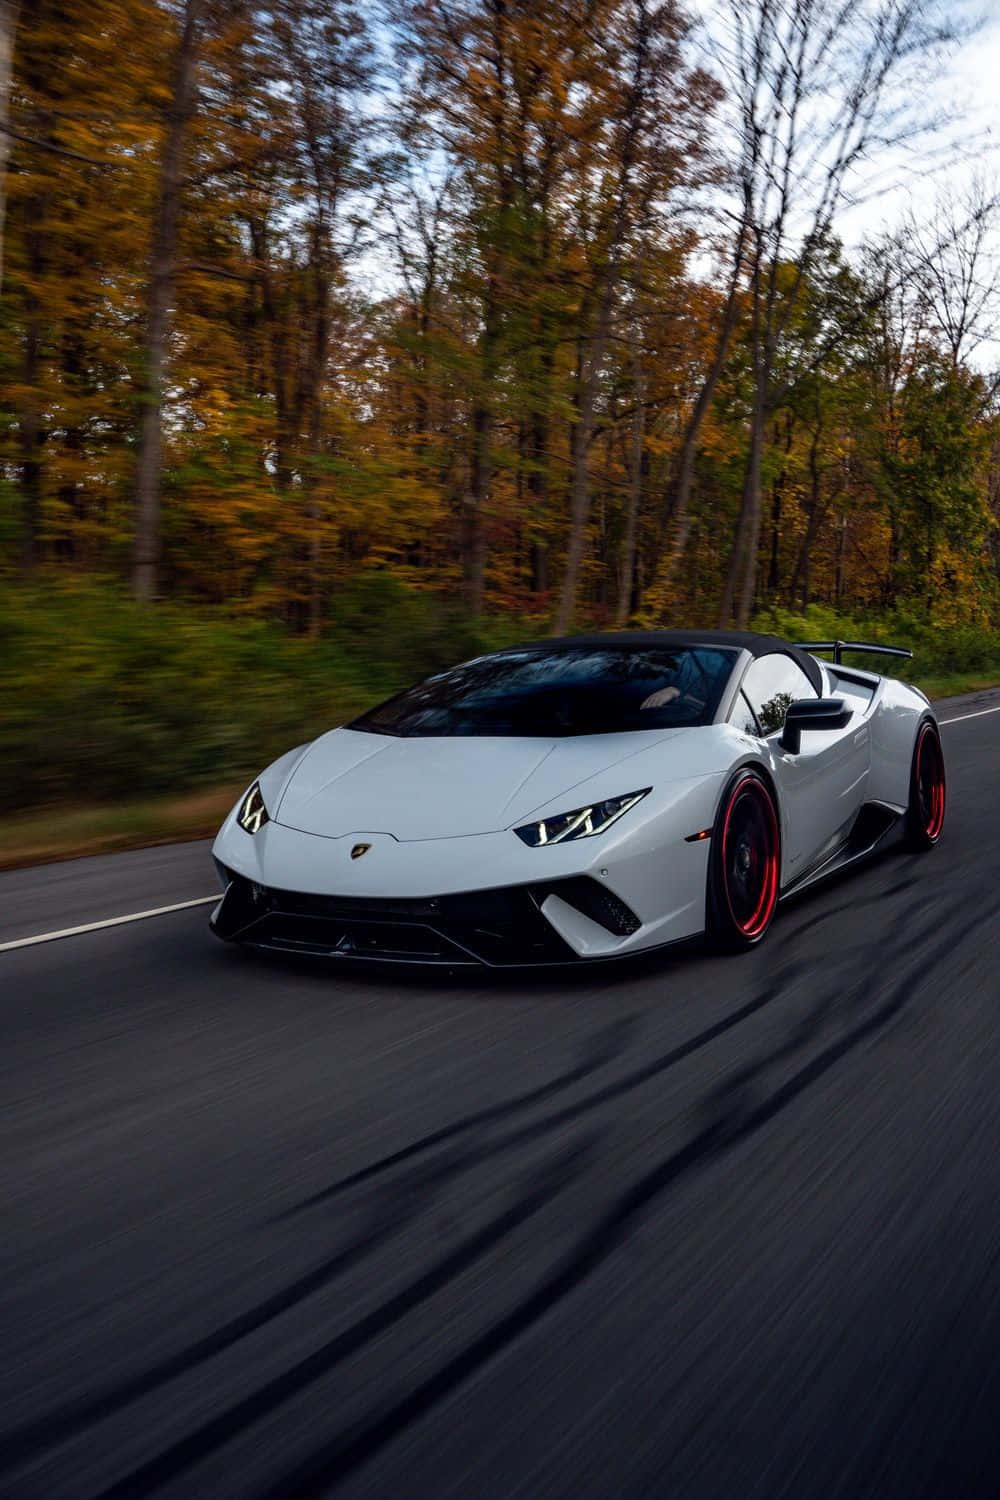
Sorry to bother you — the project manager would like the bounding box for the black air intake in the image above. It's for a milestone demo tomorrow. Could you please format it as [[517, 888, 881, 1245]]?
[[539, 876, 641, 936]]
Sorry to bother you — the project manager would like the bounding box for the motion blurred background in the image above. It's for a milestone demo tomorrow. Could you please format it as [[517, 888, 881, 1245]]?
[[2, 0, 999, 863]]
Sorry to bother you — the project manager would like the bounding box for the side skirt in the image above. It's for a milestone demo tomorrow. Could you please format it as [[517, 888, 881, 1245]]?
[[779, 801, 904, 903]]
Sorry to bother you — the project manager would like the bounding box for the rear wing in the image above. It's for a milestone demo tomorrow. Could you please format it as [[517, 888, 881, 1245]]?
[[795, 639, 913, 664]]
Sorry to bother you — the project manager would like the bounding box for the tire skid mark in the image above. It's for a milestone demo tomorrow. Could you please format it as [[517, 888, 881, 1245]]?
[[5, 877, 979, 1497], [0, 1147, 472, 1475], [399, 962, 814, 1194], [88, 1135, 600, 1500], [1, 962, 809, 1488], [280, 877, 923, 1231], [0, 963, 802, 1485], [277, 965, 812, 1222], [0, 951, 858, 1478], [777, 871, 920, 949], [276, 1014, 637, 1217], [0, 1022, 636, 1479], [253, 897, 991, 1500], [775, 898, 859, 946]]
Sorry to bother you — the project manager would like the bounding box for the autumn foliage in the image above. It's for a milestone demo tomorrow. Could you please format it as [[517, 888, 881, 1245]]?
[[2, 0, 998, 640]]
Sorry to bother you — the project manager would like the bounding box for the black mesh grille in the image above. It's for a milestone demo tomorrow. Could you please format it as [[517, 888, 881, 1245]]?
[[547, 877, 642, 936]]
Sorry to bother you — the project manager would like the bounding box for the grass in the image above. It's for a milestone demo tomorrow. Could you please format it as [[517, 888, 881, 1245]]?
[[4, 666, 997, 872], [0, 784, 244, 871], [906, 670, 1000, 700]]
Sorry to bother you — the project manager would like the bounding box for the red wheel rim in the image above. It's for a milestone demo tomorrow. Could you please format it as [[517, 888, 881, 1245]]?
[[721, 778, 780, 938], [916, 725, 945, 840]]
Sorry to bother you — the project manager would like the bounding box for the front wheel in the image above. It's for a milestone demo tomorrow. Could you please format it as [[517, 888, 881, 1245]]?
[[905, 719, 946, 850], [706, 769, 781, 951]]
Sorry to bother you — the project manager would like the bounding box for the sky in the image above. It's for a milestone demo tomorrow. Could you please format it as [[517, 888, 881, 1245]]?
[[836, 3, 1000, 246], [685, 0, 1000, 370]]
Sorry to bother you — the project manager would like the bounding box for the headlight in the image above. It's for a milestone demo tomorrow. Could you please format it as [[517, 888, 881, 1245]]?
[[237, 781, 269, 834], [514, 788, 650, 847]]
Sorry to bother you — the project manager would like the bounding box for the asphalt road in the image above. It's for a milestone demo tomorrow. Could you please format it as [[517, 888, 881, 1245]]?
[[3, 689, 1000, 1500]]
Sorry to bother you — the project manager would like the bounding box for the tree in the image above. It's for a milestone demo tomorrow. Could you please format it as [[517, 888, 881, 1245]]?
[[552, 0, 717, 632], [904, 176, 1000, 371], [710, 0, 956, 628], [883, 353, 992, 609], [395, 0, 616, 612], [0, 0, 20, 293], [132, 0, 206, 600], [5, 0, 164, 570]]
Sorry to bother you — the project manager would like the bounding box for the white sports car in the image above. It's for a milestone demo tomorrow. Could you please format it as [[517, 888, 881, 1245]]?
[[210, 630, 946, 965]]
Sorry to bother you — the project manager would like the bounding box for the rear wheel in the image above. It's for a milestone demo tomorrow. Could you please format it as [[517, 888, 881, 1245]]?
[[905, 719, 946, 850], [707, 770, 781, 951]]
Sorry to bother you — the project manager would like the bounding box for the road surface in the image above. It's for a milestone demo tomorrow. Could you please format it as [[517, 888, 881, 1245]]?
[[2, 689, 1000, 1500]]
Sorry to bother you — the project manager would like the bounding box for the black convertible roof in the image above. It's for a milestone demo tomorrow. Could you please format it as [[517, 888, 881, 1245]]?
[[496, 629, 824, 695]]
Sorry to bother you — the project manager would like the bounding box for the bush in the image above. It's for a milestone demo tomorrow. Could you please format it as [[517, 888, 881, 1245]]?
[[1, 578, 499, 811], [3, 579, 996, 816], [328, 573, 522, 679], [752, 602, 1000, 683]]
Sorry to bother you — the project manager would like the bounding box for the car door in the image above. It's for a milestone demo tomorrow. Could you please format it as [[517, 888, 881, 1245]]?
[[733, 652, 871, 878]]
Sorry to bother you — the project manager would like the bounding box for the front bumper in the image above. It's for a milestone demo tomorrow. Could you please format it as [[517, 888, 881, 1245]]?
[[210, 868, 645, 966], [210, 782, 717, 964]]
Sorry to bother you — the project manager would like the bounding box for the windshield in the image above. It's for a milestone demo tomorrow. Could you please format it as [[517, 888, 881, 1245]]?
[[348, 646, 738, 738]]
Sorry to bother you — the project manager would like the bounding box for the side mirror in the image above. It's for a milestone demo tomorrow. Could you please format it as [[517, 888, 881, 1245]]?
[[780, 697, 852, 754]]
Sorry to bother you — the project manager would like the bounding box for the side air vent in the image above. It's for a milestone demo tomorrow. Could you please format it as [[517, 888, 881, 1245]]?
[[541, 877, 642, 936]]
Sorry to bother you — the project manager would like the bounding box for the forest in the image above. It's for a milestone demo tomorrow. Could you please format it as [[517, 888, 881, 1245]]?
[[2, 0, 1000, 838]]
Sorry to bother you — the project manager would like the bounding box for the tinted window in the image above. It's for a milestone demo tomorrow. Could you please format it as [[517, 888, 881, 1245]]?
[[741, 654, 817, 735], [349, 646, 738, 738]]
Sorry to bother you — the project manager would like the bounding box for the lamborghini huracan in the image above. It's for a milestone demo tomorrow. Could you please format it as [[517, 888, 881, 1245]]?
[[210, 630, 945, 965]]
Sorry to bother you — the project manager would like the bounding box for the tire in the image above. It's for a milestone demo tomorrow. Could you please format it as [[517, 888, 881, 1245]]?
[[706, 769, 781, 951], [904, 718, 946, 850]]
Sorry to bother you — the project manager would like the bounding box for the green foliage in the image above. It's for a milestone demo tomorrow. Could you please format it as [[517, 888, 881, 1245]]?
[[0, 577, 531, 812], [882, 356, 994, 602], [754, 602, 1000, 682], [328, 573, 523, 680]]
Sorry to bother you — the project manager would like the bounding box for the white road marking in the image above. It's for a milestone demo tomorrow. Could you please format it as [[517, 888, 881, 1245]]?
[[0, 895, 218, 953], [939, 704, 1000, 726]]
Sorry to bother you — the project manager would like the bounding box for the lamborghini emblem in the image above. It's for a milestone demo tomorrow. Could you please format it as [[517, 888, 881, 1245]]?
[[350, 843, 372, 860]]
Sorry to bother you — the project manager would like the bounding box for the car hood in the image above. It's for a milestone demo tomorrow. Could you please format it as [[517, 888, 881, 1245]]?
[[273, 726, 685, 840]]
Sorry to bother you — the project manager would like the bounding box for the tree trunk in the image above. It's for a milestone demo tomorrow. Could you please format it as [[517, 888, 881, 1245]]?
[[553, 275, 617, 635], [552, 0, 649, 634], [464, 396, 491, 614], [553, 359, 592, 634], [719, 247, 765, 627], [767, 480, 781, 592], [306, 261, 328, 637], [652, 204, 749, 599], [132, 0, 202, 601], [718, 389, 765, 627], [766, 413, 793, 593], [788, 428, 824, 606], [0, 0, 19, 296], [835, 515, 848, 605], [19, 202, 42, 570], [249, 215, 293, 491], [721, 235, 775, 630], [526, 340, 554, 599], [20, 306, 41, 570], [463, 267, 502, 614], [735, 400, 766, 628], [616, 319, 644, 627]]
